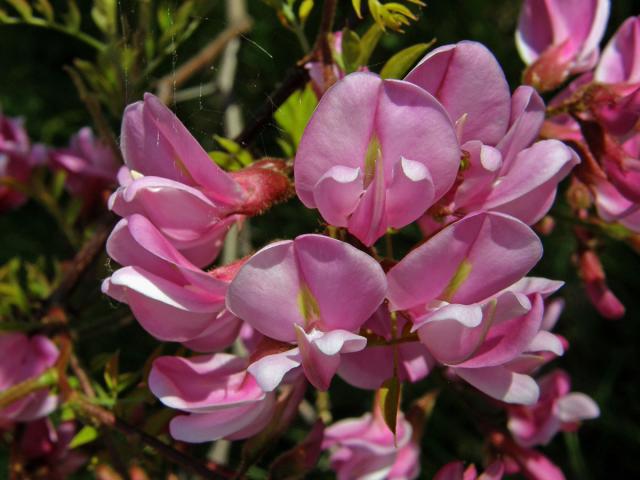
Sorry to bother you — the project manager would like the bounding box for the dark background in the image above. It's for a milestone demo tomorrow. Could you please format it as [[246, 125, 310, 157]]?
[[1, 1, 639, 478]]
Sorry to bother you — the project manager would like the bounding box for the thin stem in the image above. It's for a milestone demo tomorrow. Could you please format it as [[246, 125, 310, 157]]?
[[291, 19, 311, 53], [3, 17, 106, 51], [69, 393, 235, 479], [0, 368, 58, 410]]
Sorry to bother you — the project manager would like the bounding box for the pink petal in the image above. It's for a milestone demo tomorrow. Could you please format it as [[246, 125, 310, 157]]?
[[102, 267, 223, 342], [497, 86, 545, 171], [554, 393, 600, 422], [169, 394, 275, 443], [247, 348, 302, 392], [148, 354, 265, 412], [455, 366, 540, 405], [313, 166, 363, 226], [405, 41, 511, 145], [595, 16, 640, 85], [122, 94, 242, 203], [296, 327, 367, 390], [388, 212, 542, 310], [483, 140, 579, 225]]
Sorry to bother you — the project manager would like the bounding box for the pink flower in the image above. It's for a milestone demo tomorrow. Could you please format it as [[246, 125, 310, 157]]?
[[434, 460, 504, 480], [226, 234, 387, 391], [595, 16, 640, 88], [102, 214, 242, 350], [507, 369, 599, 447], [387, 212, 564, 404], [18, 419, 87, 480], [405, 42, 579, 228], [490, 431, 566, 480], [50, 127, 119, 205], [0, 333, 58, 422], [148, 353, 276, 443], [110, 93, 246, 266], [0, 114, 39, 211], [294, 72, 461, 246], [337, 306, 434, 390], [516, 0, 610, 91], [323, 407, 420, 480]]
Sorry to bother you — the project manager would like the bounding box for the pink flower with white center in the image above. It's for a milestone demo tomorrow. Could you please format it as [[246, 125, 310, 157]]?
[[406, 42, 579, 229], [148, 354, 276, 443], [434, 460, 504, 480], [323, 406, 420, 480], [0, 333, 58, 422], [507, 369, 599, 447], [102, 214, 242, 350], [337, 306, 434, 390], [516, 0, 610, 91], [226, 234, 387, 391], [294, 72, 461, 246], [387, 211, 564, 405]]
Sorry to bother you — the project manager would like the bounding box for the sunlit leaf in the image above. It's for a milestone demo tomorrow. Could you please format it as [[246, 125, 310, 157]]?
[[341, 28, 361, 73], [34, 0, 54, 22], [378, 376, 401, 436], [380, 40, 434, 79], [69, 425, 98, 449], [5, 0, 32, 20], [298, 0, 313, 24], [274, 84, 318, 157]]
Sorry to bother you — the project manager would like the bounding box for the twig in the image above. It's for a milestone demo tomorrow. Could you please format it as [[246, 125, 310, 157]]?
[[41, 213, 116, 317], [156, 17, 253, 105], [233, 66, 309, 147], [234, 0, 338, 148], [70, 394, 236, 479]]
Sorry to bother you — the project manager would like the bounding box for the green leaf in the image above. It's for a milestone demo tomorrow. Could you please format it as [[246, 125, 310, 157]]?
[[5, 0, 32, 20], [341, 28, 361, 74], [298, 0, 313, 24], [69, 425, 98, 449], [34, 0, 54, 21], [214, 135, 253, 166], [356, 23, 383, 66], [104, 351, 119, 393], [378, 376, 401, 436], [274, 85, 318, 156], [91, 0, 117, 36], [380, 41, 434, 79], [63, 0, 81, 32], [352, 0, 362, 18]]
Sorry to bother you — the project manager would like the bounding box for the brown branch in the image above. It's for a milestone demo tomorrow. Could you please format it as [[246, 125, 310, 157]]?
[[156, 17, 253, 105], [233, 66, 309, 147], [234, 0, 340, 148], [44, 213, 116, 311]]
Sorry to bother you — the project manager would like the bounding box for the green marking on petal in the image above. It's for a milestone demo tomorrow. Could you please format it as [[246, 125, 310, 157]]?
[[364, 135, 382, 189], [440, 260, 472, 302], [297, 284, 321, 326]]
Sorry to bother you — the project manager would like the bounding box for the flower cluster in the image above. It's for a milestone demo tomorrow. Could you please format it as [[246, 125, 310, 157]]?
[[519, 0, 639, 319], [99, 26, 602, 476], [0, 112, 119, 212]]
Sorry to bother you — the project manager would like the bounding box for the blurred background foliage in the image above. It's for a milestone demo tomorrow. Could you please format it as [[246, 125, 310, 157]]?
[[1, 0, 639, 478]]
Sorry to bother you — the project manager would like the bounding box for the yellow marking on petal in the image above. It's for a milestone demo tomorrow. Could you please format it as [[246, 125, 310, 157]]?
[[130, 170, 144, 180], [173, 155, 196, 183], [297, 284, 321, 326], [364, 135, 382, 189], [440, 260, 472, 302]]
